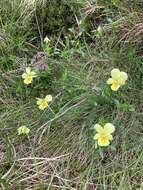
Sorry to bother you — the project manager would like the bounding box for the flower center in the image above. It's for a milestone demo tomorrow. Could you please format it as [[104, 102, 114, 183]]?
[[113, 77, 125, 86], [113, 80, 120, 85], [100, 135, 109, 143], [40, 100, 48, 107], [26, 74, 33, 80]]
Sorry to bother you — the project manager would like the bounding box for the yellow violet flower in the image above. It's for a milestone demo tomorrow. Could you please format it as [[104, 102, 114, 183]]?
[[107, 68, 128, 91], [37, 95, 52, 110], [18, 126, 30, 135], [22, 67, 36, 85], [93, 123, 115, 147]]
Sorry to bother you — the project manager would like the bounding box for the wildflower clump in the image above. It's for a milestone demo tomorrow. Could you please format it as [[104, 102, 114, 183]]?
[[93, 123, 115, 147], [107, 68, 128, 91], [37, 95, 52, 110], [18, 126, 30, 135], [22, 67, 36, 85]]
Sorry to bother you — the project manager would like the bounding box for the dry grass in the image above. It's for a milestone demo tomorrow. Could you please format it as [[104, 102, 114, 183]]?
[[0, 0, 143, 189]]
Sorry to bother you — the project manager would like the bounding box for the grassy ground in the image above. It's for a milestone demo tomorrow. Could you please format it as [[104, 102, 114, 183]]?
[[0, 0, 143, 189]]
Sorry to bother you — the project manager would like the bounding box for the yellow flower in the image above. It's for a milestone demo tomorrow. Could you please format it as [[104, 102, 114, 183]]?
[[18, 126, 30, 135], [93, 123, 115, 147], [22, 67, 36, 85], [107, 68, 128, 91], [37, 95, 52, 110]]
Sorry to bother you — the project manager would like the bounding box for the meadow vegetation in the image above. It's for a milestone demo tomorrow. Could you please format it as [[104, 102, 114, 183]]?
[[0, 0, 143, 189]]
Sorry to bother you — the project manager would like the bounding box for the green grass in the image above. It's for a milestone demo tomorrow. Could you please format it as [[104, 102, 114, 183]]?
[[0, 0, 143, 189]]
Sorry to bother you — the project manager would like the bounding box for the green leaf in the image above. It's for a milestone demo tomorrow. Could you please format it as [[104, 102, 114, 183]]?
[[128, 105, 135, 112], [98, 147, 104, 159], [62, 69, 68, 81]]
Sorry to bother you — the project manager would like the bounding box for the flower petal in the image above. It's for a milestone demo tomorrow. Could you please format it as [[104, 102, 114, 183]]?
[[108, 134, 113, 141], [98, 138, 110, 147], [107, 78, 113, 84], [104, 123, 115, 134], [37, 99, 42, 105], [94, 124, 104, 133], [45, 95, 52, 102], [39, 105, 45, 110], [26, 67, 31, 74], [111, 83, 120, 91], [24, 78, 32, 84], [120, 71, 128, 81], [22, 73, 26, 79], [93, 133, 100, 140], [111, 68, 121, 80]]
